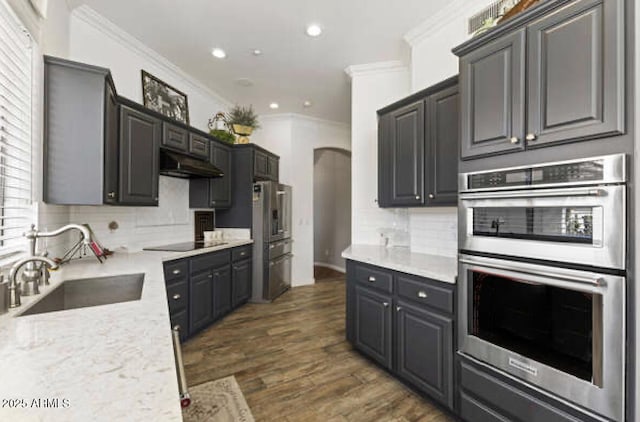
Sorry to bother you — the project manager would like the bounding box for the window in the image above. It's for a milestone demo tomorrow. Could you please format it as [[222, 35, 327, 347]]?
[[0, 1, 34, 259]]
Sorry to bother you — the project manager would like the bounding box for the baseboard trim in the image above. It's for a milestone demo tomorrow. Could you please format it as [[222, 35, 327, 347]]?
[[314, 262, 346, 273]]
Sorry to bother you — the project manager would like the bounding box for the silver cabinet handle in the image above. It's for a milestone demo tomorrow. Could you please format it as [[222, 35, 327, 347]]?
[[107, 191, 116, 198], [208, 274, 213, 278], [172, 269, 181, 275], [396, 306, 402, 312], [417, 291, 428, 298], [525, 133, 537, 141], [214, 272, 220, 276], [173, 324, 181, 331], [240, 252, 246, 256], [368, 276, 376, 282], [415, 195, 420, 200], [382, 302, 389, 307], [173, 293, 181, 300], [509, 136, 520, 144], [155, 197, 159, 201], [428, 193, 434, 199]]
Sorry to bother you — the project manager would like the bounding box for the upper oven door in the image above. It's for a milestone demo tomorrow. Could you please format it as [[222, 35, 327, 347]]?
[[459, 185, 625, 270]]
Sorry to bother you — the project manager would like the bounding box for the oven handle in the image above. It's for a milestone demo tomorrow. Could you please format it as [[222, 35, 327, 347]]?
[[459, 258, 605, 291], [460, 187, 606, 201]]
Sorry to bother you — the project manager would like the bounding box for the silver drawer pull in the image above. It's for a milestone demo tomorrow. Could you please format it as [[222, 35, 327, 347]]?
[[172, 269, 181, 275], [417, 291, 428, 299], [368, 276, 376, 282], [382, 302, 389, 307], [173, 293, 181, 300], [240, 252, 246, 256]]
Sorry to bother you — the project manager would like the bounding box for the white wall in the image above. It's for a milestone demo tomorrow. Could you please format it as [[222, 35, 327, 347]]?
[[252, 114, 351, 286], [313, 149, 351, 271], [37, 5, 234, 254], [347, 63, 411, 245]]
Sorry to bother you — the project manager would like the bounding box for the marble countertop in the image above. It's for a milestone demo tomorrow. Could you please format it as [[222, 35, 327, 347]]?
[[0, 239, 252, 422], [342, 244, 457, 284]]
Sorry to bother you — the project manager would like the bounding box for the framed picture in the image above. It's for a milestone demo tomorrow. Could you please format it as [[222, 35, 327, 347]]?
[[141, 70, 190, 124]]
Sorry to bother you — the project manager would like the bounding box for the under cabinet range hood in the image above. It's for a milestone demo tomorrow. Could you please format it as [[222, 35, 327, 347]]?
[[159, 150, 223, 179]]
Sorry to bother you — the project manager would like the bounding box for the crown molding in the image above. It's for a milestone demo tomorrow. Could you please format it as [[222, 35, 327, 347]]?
[[260, 113, 350, 131], [403, 0, 477, 47], [344, 60, 407, 78], [71, 5, 232, 108]]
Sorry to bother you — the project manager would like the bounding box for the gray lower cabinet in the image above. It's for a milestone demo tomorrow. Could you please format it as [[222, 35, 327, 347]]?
[[189, 271, 214, 335], [164, 246, 252, 341], [347, 260, 455, 410], [396, 300, 453, 409], [213, 264, 232, 318], [354, 285, 393, 370], [377, 77, 459, 208], [232, 258, 252, 307], [458, 357, 602, 422], [455, 0, 625, 160], [119, 105, 161, 206]]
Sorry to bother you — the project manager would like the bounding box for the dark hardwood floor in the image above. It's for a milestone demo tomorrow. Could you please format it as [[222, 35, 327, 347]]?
[[182, 278, 454, 421], [314, 265, 345, 282]]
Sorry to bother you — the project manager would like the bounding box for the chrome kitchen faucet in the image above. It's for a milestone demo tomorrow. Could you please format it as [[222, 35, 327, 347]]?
[[8, 224, 92, 308]]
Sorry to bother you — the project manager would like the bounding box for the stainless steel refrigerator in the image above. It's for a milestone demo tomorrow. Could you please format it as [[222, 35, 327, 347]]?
[[251, 181, 292, 302]]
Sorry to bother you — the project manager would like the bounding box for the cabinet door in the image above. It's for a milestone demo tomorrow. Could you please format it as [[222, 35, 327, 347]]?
[[103, 80, 119, 204], [388, 100, 425, 206], [254, 151, 269, 179], [213, 265, 232, 318], [232, 259, 252, 308], [189, 271, 214, 335], [119, 106, 160, 205], [460, 29, 526, 159], [526, 0, 624, 148], [188, 133, 210, 159], [354, 285, 392, 370], [377, 114, 391, 207], [396, 300, 453, 409], [210, 145, 231, 208], [267, 156, 279, 181], [162, 122, 188, 152], [426, 85, 459, 206]]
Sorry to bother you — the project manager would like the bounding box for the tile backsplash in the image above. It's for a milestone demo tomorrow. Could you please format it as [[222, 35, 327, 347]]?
[[409, 208, 458, 257]]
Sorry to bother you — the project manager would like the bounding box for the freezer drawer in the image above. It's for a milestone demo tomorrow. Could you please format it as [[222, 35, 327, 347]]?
[[266, 253, 292, 301]]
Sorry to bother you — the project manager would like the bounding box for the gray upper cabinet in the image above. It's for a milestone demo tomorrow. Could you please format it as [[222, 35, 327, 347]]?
[[427, 85, 459, 206], [161, 122, 188, 153], [119, 105, 160, 206], [377, 77, 459, 208], [188, 143, 232, 209], [454, 0, 625, 160], [188, 133, 210, 159], [459, 29, 526, 159], [388, 100, 425, 206], [103, 81, 120, 205], [254, 150, 270, 179], [526, 0, 624, 148]]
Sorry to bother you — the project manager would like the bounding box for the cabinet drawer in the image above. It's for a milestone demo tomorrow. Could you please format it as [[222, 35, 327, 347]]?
[[460, 360, 587, 422], [170, 309, 189, 341], [397, 274, 453, 314], [166, 280, 188, 314], [232, 245, 252, 261], [162, 123, 188, 152], [190, 250, 230, 274], [164, 260, 188, 282], [188, 133, 210, 159], [460, 392, 510, 422], [354, 264, 393, 293]]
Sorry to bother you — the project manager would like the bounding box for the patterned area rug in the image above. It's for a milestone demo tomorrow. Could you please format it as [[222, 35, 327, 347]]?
[[183, 376, 255, 422]]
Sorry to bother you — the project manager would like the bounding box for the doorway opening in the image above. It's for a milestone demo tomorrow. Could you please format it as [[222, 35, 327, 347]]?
[[313, 148, 351, 281]]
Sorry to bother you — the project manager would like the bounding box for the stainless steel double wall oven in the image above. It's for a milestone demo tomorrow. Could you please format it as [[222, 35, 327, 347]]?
[[458, 154, 627, 421]]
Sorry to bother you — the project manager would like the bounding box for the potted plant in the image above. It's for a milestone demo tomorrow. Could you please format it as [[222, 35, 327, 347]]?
[[208, 112, 236, 145], [227, 105, 260, 144]]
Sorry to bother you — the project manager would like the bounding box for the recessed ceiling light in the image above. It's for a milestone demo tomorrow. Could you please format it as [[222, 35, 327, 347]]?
[[303, 100, 312, 108], [306, 24, 322, 37], [252, 49, 262, 56], [269, 102, 279, 110], [211, 48, 226, 59]]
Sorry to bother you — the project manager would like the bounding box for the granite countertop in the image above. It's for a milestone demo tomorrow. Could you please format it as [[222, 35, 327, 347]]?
[[0, 239, 252, 422], [342, 244, 457, 284]]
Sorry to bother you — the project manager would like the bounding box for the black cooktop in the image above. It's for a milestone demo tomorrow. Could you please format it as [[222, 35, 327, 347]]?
[[144, 241, 228, 252]]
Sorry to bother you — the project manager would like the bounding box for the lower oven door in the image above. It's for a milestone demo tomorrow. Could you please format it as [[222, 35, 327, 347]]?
[[459, 185, 625, 270], [458, 254, 625, 421]]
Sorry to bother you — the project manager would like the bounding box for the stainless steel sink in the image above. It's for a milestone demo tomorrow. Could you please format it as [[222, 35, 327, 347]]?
[[19, 273, 144, 316]]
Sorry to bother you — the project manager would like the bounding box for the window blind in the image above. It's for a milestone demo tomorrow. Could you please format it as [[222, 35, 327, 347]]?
[[0, 0, 34, 259]]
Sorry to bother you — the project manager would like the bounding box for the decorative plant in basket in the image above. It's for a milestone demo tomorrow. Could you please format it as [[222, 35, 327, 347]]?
[[227, 105, 260, 144]]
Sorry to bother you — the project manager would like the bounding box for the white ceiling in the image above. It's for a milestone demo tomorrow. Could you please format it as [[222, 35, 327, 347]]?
[[69, 0, 451, 123]]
